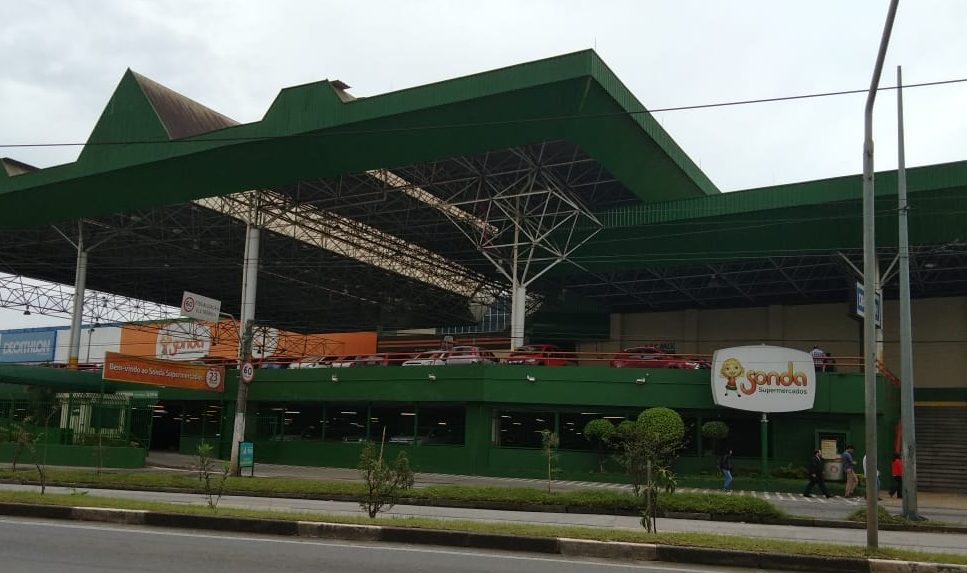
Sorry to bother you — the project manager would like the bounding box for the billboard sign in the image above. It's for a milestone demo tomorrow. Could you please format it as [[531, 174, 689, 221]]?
[[180, 291, 221, 323], [0, 329, 57, 363], [103, 352, 224, 392], [711, 345, 816, 412], [156, 322, 211, 361]]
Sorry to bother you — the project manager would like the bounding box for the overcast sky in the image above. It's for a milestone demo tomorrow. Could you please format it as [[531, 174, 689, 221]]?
[[2, 0, 966, 330]]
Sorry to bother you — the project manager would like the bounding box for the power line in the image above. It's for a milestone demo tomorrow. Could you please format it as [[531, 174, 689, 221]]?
[[1, 77, 966, 149]]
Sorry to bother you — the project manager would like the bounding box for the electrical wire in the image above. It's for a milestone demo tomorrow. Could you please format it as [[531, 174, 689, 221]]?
[[1, 77, 966, 149]]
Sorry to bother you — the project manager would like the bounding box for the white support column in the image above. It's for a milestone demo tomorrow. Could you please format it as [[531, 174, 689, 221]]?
[[230, 222, 261, 475], [510, 283, 526, 350], [67, 232, 87, 370]]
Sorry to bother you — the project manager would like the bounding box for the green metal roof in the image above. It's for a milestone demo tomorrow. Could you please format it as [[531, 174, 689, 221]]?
[[0, 50, 717, 230]]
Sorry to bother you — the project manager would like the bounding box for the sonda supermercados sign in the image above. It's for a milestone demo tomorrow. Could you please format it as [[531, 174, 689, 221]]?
[[711, 345, 816, 413]]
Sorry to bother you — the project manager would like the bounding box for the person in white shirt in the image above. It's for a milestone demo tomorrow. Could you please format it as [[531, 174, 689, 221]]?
[[810, 345, 826, 371]]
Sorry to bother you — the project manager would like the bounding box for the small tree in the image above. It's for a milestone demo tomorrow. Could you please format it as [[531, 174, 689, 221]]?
[[358, 431, 415, 519], [583, 419, 616, 473], [539, 430, 560, 493], [611, 408, 686, 533], [196, 442, 230, 512], [612, 420, 649, 496], [701, 420, 729, 456]]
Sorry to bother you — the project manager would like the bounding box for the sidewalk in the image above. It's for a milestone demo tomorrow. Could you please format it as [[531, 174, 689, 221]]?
[[145, 451, 967, 523]]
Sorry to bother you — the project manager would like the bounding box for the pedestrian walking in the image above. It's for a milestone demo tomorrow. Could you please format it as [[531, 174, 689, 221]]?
[[803, 448, 831, 498], [843, 445, 858, 497], [720, 449, 734, 492], [890, 452, 903, 498]]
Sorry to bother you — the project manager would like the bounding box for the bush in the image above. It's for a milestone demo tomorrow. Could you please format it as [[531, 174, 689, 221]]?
[[638, 408, 685, 444], [772, 463, 809, 480], [701, 421, 729, 441], [659, 492, 782, 519]]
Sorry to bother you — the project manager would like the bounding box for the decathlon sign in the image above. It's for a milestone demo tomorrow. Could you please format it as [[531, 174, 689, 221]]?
[[0, 329, 57, 363], [711, 345, 816, 412], [156, 322, 211, 361], [180, 291, 221, 323]]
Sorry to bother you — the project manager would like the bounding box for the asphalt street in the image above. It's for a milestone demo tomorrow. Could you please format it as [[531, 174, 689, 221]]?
[[1, 483, 965, 557], [0, 517, 783, 573]]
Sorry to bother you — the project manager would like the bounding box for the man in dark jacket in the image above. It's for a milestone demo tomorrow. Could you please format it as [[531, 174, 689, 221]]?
[[803, 449, 831, 498]]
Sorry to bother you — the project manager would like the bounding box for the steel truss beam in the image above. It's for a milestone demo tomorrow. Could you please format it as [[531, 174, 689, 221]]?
[[0, 272, 178, 324]]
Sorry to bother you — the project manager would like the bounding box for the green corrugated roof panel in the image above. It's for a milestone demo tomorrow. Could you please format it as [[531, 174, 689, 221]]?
[[0, 50, 718, 230]]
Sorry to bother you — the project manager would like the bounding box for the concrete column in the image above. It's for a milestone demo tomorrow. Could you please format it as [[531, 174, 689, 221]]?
[[683, 309, 699, 354], [767, 304, 784, 345], [67, 235, 88, 370], [609, 313, 623, 349], [510, 283, 526, 350]]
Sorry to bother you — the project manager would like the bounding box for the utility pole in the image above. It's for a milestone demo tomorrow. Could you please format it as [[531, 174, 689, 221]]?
[[229, 218, 261, 476], [896, 65, 921, 520], [861, 0, 900, 551], [230, 319, 254, 475]]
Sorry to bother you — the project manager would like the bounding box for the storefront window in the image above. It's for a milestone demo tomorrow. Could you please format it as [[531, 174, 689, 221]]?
[[416, 406, 465, 445], [558, 411, 629, 450], [323, 404, 369, 443], [720, 416, 771, 458], [369, 405, 418, 445], [281, 403, 323, 440], [681, 417, 698, 455], [182, 402, 222, 440], [494, 410, 554, 448]]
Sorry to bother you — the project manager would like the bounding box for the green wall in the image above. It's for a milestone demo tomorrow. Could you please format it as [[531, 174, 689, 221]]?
[[200, 366, 898, 480]]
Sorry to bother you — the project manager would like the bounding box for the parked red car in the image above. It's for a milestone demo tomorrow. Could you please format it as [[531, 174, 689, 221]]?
[[506, 344, 573, 366], [610, 346, 710, 369]]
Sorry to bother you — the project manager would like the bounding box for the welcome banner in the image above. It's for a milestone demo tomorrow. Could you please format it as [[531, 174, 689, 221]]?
[[102, 352, 225, 392]]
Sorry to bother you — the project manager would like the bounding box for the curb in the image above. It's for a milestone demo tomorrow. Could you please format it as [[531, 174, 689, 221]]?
[[0, 502, 964, 573], [2, 478, 966, 534]]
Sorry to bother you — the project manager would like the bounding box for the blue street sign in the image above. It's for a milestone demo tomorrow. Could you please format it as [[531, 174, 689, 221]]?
[[855, 282, 882, 328]]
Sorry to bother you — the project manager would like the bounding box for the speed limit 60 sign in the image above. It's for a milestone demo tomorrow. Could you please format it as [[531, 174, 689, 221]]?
[[240, 362, 255, 384]]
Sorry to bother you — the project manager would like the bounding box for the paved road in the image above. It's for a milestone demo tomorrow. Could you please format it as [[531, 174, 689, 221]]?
[[0, 516, 781, 573], [1, 483, 965, 557]]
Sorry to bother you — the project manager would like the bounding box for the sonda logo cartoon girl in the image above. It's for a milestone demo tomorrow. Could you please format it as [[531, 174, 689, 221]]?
[[718, 357, 809, 397], [155, 322, 211, 361]]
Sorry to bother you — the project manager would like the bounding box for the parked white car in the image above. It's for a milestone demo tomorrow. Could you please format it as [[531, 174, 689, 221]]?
[[401, 351, 448, 366], [445, 346, 497, 365]]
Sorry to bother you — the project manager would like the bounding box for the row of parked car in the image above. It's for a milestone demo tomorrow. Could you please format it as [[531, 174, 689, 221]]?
[[287, 344, 711, 369]]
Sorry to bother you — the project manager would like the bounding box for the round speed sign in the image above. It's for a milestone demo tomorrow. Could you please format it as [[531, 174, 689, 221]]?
[[240, 362, 255, 384]]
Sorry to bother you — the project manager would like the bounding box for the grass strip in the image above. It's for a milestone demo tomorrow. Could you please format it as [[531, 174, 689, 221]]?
[[0, 490, 963, 566], [0, 469, 780, 518]]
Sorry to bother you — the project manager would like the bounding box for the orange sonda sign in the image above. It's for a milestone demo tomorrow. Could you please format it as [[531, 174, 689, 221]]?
[[102, 352, 225, 392]]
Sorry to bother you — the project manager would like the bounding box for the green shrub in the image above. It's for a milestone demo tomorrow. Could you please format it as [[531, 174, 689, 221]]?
[[772, 463, 808, 480], [638, 407, 685, 443], [659, 492, 782, 519], [701, 421, 729, 441]]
